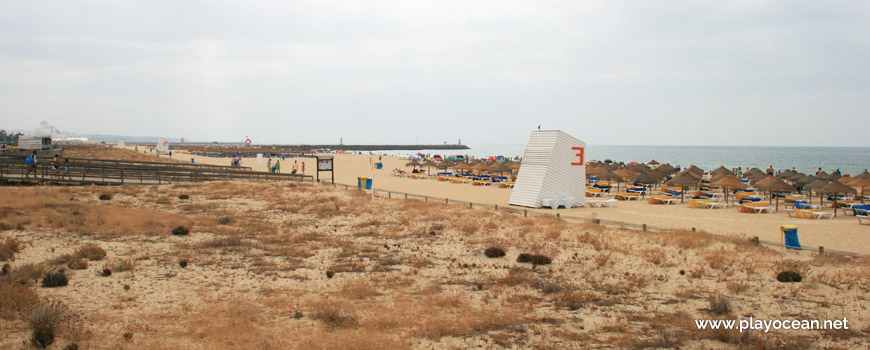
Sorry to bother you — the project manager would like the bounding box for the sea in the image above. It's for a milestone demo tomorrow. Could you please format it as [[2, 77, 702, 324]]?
[[377, 145, 870, 176]]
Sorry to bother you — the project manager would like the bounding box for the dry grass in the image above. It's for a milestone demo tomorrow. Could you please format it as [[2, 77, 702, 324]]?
[[1, 173, 868, 349]]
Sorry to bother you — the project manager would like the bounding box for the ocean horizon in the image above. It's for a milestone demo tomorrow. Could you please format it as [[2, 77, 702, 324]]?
[[378, 144, 870, 176]]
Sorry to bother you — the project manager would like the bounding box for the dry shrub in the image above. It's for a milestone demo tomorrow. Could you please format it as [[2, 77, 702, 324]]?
[[0, 280, 40, 320], [707, 295, 732, 315], [657, 229, 714, 249], [455, 218, 479, 234], [772, 259, 811, 277], [311, 302, 360, 329], [112, 259, 135, 272], [415, 305, 523, 340], [496, 267, 537, 287], [702, 248, 736, 271], [815, 267, 870, 292], [337, 279, 378, 300], [639, 247, 667, 265], [0, 237, 22, 261], [726, 281, 750, 294], [577, 232, 611, 251], [595, 251, 613, 267], [556, 289, 600, 310], [75, 244, 107, 261]]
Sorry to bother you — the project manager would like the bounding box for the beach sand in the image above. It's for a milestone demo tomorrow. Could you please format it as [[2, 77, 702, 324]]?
[[171, 150, 870, 256], [2, 179, 869, 349]]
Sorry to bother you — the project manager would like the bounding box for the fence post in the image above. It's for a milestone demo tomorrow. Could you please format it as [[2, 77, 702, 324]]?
[[425, 196, 428, 202], [692, 227, 696, 232], [405, 193, 408, 199], [445, 198, 448, 204], [819, 246, 825, 254], [753, 236, 760, 245], [469, 203, 473, 208], [524, 210, 528, 217], [642, 224, 647, 232], [495, 204, 498, 210], [556, 213, 560, 218], [388, 192, 391, 199]]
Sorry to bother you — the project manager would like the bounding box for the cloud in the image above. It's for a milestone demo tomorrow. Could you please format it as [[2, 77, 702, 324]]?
[[1, 1, 869, 146]]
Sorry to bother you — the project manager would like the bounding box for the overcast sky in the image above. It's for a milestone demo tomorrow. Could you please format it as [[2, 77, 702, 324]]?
[[1, 1, 869, 146]]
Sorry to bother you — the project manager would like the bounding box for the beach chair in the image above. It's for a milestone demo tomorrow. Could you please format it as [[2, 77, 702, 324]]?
[[499, 181, 515, 188], [587, 198, 618, 208], [472, 179, 493, 186], [542, 196, 576, 209], [740, 202, 774, 214], [586, 188, 604, 197], [856, 209, 869, 224], [794, 208, 835, 220], [649, 195, 679, 205], [615, 192, 641, 201]]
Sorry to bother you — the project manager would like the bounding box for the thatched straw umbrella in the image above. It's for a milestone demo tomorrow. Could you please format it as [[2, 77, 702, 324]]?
[[788, 173, 808, 183], [826, 172, 842, 181], [614, 168, 636, 181], [778, 169, 797, 179], [630, 173, 659, 198], [648, 160, 659, 165], [419, 160, 437, 174], [710, 175, 746, 203], [470, 161, 493, 176], [711, 166, 730, 177], [656, 164, 676, 175], [435, 160, 455, 171], [596, 171, 623, 192], [490, 162, 513, 177], [754, 175, 778, 187], [804, 179, 832, 205], [848, 177, 870, 204], [744, 168, 766, 179], [586, 165, 608, 177], [452, 161, 472, 175], [667, 172, 701, 201], [405, 159, 421, 171], [819, 181, 858, 216], [754, 178, 795, 211], [687, 165, 705, 177]]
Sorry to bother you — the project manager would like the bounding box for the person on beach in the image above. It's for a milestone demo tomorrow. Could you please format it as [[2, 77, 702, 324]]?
[[63, 158, 71, 179], [274, 160, 280, 173], [25, 151, 37, 178], [292, 160, 298, 174], [51, 156, 62, 178], [267, 158, 272, 171], [766, 166, 774, 176], [301, 162, 306, 174]]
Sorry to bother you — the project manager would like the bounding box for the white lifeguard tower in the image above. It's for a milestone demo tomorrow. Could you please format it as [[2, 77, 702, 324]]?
[[509, 130, 587, 209]]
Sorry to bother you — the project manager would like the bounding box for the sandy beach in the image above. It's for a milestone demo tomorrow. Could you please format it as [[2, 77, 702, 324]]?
[[166, 150, 870, 256], [2, 173, 869, 349]]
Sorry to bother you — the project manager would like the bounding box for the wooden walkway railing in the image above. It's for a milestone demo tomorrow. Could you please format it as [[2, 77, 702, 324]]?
[[0, 157, 312, 185]]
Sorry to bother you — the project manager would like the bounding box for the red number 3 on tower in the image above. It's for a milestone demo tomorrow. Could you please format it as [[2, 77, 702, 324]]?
[[570, 147, 584, 166]]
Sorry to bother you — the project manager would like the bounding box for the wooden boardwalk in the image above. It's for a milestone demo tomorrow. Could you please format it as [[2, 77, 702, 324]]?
[[0, 155, 313, 185]]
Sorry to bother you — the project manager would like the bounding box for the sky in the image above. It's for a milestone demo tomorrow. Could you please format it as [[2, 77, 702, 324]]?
[[1, 1, 869, 146]]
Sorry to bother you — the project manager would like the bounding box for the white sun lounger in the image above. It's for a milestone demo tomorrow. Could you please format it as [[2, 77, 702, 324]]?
[[541, 196, 576, 210]]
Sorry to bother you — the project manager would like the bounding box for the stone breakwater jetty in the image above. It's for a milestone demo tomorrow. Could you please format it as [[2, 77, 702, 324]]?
[[141, 143, 471, 152]]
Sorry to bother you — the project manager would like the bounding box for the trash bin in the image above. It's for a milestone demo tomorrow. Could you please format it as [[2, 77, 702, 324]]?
[[357, 177, 372, 190], [191, 158, 195, 164], [376, 162, 383, 169], [781, 225, 800, 250]]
